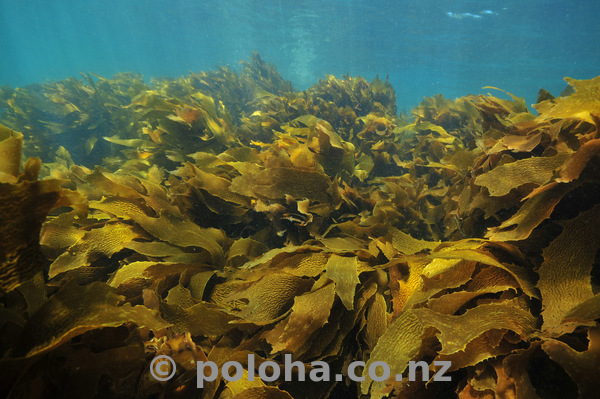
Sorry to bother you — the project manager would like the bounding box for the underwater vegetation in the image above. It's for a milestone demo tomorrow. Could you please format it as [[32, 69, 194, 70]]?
[[0, 54, 599, 398]]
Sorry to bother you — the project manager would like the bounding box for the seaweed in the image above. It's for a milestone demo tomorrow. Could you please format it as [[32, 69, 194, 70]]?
[[0, 56, 599, 398]]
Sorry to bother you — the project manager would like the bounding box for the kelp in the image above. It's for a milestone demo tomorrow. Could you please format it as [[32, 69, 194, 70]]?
[[537, 204, 600, 334], [0, 124, 83, 294], [0, 73, 146, 166], [534, 76, 600, 125], [1, 58, 600, 398], [0, 123, 23, 179]]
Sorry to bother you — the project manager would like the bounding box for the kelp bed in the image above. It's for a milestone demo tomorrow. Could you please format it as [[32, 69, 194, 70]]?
[[0, 54, 599, 399]]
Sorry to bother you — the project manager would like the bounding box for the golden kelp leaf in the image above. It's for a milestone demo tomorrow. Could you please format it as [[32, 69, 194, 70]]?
[[315, 120, 346, 150], [146, 164, 165, 185], [304, 280, 377, 361], [324, 254, 360, 310], [165, 284, 196, 308], [14, 281, 169, 357], [457, 380, 496, 399], [491, 132, 542, 154], [413, 301, 537, 355], [411, 121, 456, 143], [388, 258, 427, 315], [541, 327, 600, 398], [443, 148, 479, 171], [534, 76, 600, 124], [499, 344, 542, 399], [391, 156, 412, 170], [188, 270, 216, 300], [428, 245, 538, 299], [239, 245, 324, 270], [465, 185, 509, 220], [226, 273, 313, 323], [175, 162, 250, 206], [556, 137, 600, 183], [263, 281, 336, 353], [231, 387, 294, 399], [271, 251, 329, 277], [91, 199, 225, 264], [486, 182, 572, 241], [223, 369, 266, 396], [388, 227, 440, 255], [143, 125, 166, 144], [84, 167, 149, 202], [354, 153, 374, 181], [428, 266, 521, 314], [562, 293, 600, 327], [108, 261, 208, 289], [209, 279, 249, 313], [48, 223, 142, 278], [361, 310, 424, 396], [0, 124, 22, 180], [191, 91, 219, 118], [169, 106, 200, 124], [318, 236, 366, 254], [435, 331, 517, 373], [132, 213, 225, 263], [427, 291, 482, 314], [40, 211, 86, 255], [150, 332, 208, 374], [87, 196, 148, 219], [289, 145, 317, 169], [407, 160, 463, 172], [125, 240, 189, 259], [481, 87, 529, 114], [474, 154, 570, 197], [14, 272, 47, 318], [96, 169, 177, 216], [312, 122, 356, 177], [538, 204, 600, 333], [103, 135, 157, 149], [198, 349, 272, 399], [84, 134, 98, 155], [492, 360, 530, 399], [0, 173, 68, 294], [405, 259, 475, 311], [160, 301, 239, 336], [226, 238, 269, 268], [364, 292, 388, 349], [231, 167, 332, 204]]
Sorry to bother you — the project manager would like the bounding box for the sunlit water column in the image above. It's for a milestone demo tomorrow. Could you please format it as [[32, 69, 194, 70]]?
[[287, 11, 317, 89]]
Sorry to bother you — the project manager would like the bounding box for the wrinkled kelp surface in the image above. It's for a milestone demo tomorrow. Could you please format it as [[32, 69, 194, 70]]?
[[1, 54, 599, 398]]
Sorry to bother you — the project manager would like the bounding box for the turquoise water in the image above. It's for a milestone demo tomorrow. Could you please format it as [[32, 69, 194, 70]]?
[[1, 0, 599, 111]]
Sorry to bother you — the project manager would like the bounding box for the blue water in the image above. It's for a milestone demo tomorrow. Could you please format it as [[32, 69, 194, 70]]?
[[1, 0, 599, 112]]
